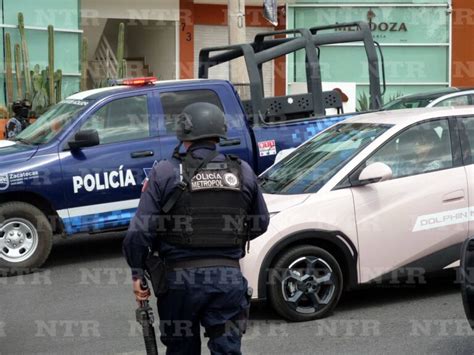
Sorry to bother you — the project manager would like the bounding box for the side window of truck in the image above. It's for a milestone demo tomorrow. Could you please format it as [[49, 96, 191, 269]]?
[[159, 90, 223, 133], [82, 95, 150, 144]]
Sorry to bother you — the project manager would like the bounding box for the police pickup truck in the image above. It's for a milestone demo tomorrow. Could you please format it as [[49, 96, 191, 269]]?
[[0, 22, 384, 274]]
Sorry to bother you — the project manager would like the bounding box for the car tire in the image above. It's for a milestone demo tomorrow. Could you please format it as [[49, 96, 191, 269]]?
[[269, 245, 343, 322], [0, 202, 53, 276]]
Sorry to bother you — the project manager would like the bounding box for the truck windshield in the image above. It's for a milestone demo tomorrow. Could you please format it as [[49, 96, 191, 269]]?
[[259, 123, 391, 195], [13, 100, 90, 145]]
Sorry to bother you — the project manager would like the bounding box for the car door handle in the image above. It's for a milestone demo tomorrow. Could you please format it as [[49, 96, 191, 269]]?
[[131, 150, 154, 158], [219, 138, 241, 147], [442, 190, 465, 203]]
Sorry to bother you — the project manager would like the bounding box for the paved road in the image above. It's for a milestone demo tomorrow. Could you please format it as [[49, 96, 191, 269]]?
[[1, 233, 474, 355]]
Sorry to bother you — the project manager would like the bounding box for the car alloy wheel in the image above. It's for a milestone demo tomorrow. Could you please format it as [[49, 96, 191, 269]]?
[[269, 245, 343, 321], [281, 256, 336, 314]]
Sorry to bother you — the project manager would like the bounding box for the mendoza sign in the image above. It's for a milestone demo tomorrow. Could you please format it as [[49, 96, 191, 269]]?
[[292, 5, 449, 43]]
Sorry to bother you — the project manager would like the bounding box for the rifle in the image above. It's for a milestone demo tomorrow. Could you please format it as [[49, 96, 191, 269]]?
[[136, 279, 159, 355]]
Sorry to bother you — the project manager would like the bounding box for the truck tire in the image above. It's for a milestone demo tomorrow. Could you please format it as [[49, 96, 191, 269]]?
[[269, 245, 343, 322], [0, 202, 53, 276]]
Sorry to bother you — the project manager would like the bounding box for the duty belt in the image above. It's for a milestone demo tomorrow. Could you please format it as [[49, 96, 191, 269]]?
[[167, 258, 240, 270]]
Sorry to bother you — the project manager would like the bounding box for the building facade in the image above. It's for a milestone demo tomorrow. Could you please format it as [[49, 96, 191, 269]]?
[[288, 0, 451, 106], [81, 0, 179, 88], [1, 1, 474, 109]]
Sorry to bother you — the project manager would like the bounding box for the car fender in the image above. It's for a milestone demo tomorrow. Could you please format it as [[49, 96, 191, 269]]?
[[243, 227, 359, 301], [244, 189, 359, 299]]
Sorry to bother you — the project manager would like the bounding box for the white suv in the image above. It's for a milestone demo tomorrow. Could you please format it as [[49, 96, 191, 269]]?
[[243, 107, 474, 321]]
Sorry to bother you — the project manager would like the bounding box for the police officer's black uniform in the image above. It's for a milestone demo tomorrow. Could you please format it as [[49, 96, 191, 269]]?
[[123, 102, 269, 354], [5, 100, 31, 139]]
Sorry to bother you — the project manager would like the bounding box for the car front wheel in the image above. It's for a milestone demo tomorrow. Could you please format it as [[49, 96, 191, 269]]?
[[0, 202, 53, 276], [269, 245, 343, 322]]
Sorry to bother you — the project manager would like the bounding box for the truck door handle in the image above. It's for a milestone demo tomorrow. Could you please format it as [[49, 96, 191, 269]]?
[[219, 138, 241, 147], [131, 150, 154, 158]]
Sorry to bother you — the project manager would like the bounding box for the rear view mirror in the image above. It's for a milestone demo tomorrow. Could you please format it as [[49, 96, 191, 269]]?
[[357, 162, 393, 185], [68, 129, 100, 150]]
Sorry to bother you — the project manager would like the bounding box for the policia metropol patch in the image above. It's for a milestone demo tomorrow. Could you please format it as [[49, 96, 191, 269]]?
[[189, 163, 241, 191]]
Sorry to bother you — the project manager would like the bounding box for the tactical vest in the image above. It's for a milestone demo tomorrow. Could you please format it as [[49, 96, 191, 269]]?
[[158, 151, 250, 248]]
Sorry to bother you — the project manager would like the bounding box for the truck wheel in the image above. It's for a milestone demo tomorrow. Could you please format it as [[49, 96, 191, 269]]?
[[269, 245, 343, 322], [0, 202, 53, 276]]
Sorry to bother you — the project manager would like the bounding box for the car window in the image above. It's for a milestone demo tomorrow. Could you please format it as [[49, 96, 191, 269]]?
[[436, 95, 470, 107], [384, 98, 433, 110], [366, 119, 453, 179], [459, 117, 474, 164], [82, 95, 150, 145], [159, 90, 224, 133]]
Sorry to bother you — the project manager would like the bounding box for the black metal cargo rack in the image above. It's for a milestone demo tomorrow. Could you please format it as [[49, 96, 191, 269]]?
[[198, 21, 385, 124]]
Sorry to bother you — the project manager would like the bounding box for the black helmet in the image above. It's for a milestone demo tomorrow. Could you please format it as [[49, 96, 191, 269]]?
[[11, 100, 23, 115], [176, 102, 227, 142], [12, 99, 31, 117]]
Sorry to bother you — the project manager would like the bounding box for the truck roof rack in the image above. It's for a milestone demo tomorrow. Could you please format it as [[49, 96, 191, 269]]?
[[198, 22, 384, 123]]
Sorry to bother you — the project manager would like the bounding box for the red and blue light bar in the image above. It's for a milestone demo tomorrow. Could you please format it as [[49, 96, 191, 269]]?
[[111, 76, 158, 86]]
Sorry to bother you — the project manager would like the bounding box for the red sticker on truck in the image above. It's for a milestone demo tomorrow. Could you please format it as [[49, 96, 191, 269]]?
[[258, 140, 277, 157]]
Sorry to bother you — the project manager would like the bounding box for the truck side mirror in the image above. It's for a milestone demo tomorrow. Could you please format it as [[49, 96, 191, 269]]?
[[356, 162, 393, 186], [68, 129, 100, 150]]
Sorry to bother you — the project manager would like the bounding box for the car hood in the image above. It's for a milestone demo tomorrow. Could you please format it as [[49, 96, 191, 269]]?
[[0, 140, 39, 164], [263, 193, 311, 213]]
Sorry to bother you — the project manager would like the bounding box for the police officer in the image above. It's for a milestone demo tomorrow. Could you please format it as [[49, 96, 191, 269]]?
[[123, 102, 269, 354], [5, 100, 31, 139]]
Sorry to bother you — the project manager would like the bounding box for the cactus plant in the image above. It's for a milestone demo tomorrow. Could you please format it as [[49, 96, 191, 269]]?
[[55, 69, 62, 103], [5, 13, 65, 112], [117, 22, 125, 78], [5, 33, 14, 106], [31, 65, 49, 114], [14, 44, 23, 99], [18, 12, 32, 100], [0, 105, 9, 139], [120, 59, 127, 79], [48, 25, 55, 105], [0, 106, 8, 119], [80, 37, 88, 91]]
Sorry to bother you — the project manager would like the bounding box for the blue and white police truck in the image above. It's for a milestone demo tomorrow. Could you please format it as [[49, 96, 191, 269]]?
[[0, 22, 384, 274]]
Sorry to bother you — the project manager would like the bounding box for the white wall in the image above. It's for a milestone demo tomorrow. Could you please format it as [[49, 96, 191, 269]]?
[[126, 21, 177, 80], [82, 18, 108, 60], [81, 0, 179, 21]]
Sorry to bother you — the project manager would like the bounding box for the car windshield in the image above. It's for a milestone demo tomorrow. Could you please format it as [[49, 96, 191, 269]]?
[[13, 99, 90, 145], [260, 123, 391, 195]]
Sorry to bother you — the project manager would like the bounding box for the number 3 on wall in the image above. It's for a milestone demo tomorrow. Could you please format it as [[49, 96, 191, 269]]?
[[181, 22, 192, 42]]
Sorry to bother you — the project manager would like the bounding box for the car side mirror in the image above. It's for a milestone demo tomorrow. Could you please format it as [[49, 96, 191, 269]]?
[[357, 162, 393, 186], [68, 129, 100, 150]]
